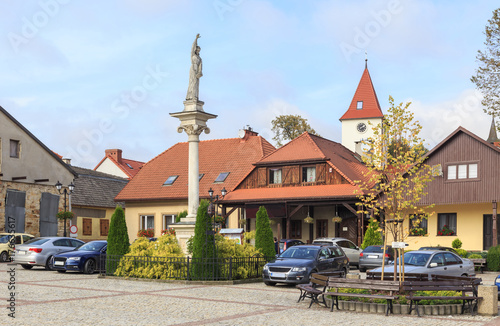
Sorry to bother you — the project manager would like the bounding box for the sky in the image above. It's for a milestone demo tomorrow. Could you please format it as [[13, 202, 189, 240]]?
[[0, 0, 498, 168]]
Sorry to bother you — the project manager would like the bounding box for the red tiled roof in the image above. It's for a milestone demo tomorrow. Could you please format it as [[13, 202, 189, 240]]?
[[223, 184, 362, 203], [255, 132, 371, 185], [115, 135, 275, 202], [339, 67, 383, 121]]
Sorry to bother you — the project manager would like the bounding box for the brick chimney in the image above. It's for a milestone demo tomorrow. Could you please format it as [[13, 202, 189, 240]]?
[[239, 126, 258, 142], [105, 149, 122, 163]]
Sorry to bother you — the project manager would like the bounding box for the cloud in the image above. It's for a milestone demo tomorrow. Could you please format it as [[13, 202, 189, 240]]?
[[410, 88, 490, 147]]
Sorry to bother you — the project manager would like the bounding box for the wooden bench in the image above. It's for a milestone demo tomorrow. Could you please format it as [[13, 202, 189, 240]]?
[[401, 276, 482, 317], [471, 258, 486, 273], [327, 278, 400, 315], [296, 271, 345, 308]]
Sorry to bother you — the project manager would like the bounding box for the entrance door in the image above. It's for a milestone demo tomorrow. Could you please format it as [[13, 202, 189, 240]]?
[[483, 214, 500, 250], [40, 192, 59, 236], [5, 189, 26, 232]]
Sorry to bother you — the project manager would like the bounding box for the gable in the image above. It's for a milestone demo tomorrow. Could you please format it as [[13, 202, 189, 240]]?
[[0, 107, 75, 186]]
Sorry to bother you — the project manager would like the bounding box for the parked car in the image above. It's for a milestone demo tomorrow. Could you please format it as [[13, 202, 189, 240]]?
[[419, 246, 458, 255], [370, 250, 475, 277], [278, 239, 305, 254], [358, 245, 394, 272], [262, 244, 349, 286], [14, 237, 85, 270], [52, 240, 107, 274], [0, 233, 34, 262], [312, 237, 362, 267], [495, 275, 500, 299]]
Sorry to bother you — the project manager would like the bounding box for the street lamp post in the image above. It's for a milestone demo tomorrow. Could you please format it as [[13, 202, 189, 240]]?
[[55, 181, 75, 237], [207, 187, 227, 243]]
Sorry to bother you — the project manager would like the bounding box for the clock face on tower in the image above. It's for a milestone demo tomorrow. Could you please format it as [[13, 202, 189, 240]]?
[[357, 122, 367, 133]]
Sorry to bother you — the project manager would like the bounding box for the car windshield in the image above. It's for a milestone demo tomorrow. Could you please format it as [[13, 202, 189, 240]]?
[[312, 241, 332, 246], [395, 252, 431, 266], [0, 234, 12, 243], [364, 246, 386, 253], [77, 242, 106, 251], [280, 247, 318, 259], [24, 238, 50, 246]]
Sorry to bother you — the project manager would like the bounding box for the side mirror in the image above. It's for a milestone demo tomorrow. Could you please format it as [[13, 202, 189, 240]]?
[[388, 260, 394, 265], [429, 262, 438, 268]]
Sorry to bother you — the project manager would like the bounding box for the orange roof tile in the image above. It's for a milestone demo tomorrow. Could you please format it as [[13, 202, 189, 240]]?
[[339, 67, 383, 121], [223, 184, 362, 203], [115, 135, 275, 202], [255, 132, 371, 185]]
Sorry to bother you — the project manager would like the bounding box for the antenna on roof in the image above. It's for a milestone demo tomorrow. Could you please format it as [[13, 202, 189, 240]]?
[[365, 51, 368, 69]]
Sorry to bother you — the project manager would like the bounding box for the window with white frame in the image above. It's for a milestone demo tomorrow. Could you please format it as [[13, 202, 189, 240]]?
[[447, 163, 478, 180], [269, 168, 282, 184], [140, 215, 154, 231], [162, 214, 176, 230], [302, 166, 316, 182]]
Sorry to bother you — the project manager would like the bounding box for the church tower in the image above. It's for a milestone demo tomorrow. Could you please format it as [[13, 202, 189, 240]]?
[[340, 61, 383, 153]]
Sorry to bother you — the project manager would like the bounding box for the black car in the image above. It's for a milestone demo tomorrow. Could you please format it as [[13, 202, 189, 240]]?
[[278, 239, 305, 254], [262, 244, 349, 286]]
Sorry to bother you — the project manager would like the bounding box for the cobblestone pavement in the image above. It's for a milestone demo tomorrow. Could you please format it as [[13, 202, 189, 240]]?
[[1, 263, 499, 326]]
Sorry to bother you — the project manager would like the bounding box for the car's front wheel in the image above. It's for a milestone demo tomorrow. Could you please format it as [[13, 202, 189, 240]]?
[[264, 281, 276, 286], [21, 264, 33, 270], [359, 266, 366, 273], [0, 251, 9, 262], [84, 259, 96, 274]]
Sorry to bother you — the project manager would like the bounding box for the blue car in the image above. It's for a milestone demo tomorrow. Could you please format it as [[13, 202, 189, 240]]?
[[52, 240, 107, 274], [495, 275, 500, 299]]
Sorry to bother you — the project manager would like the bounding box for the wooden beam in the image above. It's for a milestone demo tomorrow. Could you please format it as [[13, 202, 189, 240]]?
[[342, 202, 358, 215], [34, 179, 49, 183], [12, 176, 27, 181], [288, 204, 303, 218], [223, 207, 237, 218]]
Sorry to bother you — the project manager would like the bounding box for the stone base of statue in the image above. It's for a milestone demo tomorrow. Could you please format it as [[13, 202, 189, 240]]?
[[170, 221, 196, 254], [183, 99, 205, 112]]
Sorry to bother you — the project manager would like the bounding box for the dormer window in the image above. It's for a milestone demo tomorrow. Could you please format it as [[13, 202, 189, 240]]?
[[356, 101, 363, 110], [269, 168, 282, 184], [199, 174, 204, 181], [163, 175, 178, 185], [215, 172, 229, 183], [302, 166, 316, 183], [126, 163, 133, 169]]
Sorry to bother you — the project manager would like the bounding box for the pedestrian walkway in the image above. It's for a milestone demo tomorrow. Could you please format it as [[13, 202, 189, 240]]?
[[1, 264, 499, 325]]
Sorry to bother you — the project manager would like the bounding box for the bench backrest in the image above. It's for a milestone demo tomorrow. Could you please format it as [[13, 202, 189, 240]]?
[[328, 278, 400, 292], [401, 280, 477, 294], [310, 273, 329, 287]]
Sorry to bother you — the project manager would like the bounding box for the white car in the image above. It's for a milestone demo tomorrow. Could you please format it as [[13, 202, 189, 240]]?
[[312, 237, 362, 267], [370, 250, 475, 277]]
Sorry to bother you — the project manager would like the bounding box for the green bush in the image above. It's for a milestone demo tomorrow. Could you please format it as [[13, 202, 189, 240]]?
[[468, 253, 482, 259], [216, 236, 264, 279], [455, 248, 467, 258], [175, 210, 188, 223], [487, 245, 500, 272], [451, 238, 462, 249], [327, 288, 461, 305], [254, 206, 276, 259], [361, 218, 382, 250], [114, 234, 185, 279]]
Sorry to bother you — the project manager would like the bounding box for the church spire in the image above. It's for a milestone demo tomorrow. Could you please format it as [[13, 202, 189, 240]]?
[[487, 116, 499, 143], [339, 62, 383, 121]]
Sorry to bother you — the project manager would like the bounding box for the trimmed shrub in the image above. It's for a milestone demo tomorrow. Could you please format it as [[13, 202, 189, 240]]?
[[175, 210, 188, 223], [487, 245, 500, 272], [455, 248, 467, 258], [451, 238, 462, 249], [114, 234, 185, 279], [191, 200, 220, 279], [361, 218, 383, 250], [254, 206, 276, 259], [107, 205, 130, 257], [468, 253, 482, 259]]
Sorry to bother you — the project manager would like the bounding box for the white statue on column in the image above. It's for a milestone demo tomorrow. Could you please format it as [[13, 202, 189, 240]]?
[[186, 34, 203, 102]]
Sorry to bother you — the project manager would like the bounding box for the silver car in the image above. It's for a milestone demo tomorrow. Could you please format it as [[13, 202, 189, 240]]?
[[370, 250, 475, 277], [14, 237, 85, 270], [312, 237, 362, 267]]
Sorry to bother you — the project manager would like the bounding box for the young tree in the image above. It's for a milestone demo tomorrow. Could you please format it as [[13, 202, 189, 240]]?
[[356, 97, 435, 276], [271, 114, 319, 147], [107, 205, 130, 273], [471, 8, 500, 129], [191, 200, 219, 280], [254, 206, 276, 259], [360, 217, 383, 250]]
